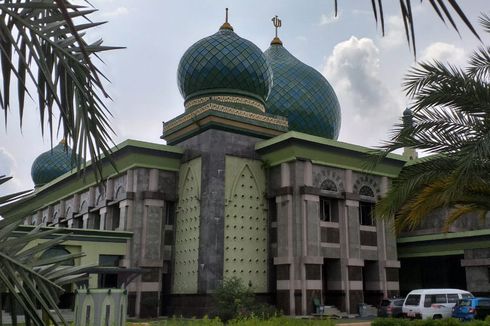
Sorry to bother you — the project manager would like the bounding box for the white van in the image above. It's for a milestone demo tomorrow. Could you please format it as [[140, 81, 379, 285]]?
[[402, 289, 473, 319]]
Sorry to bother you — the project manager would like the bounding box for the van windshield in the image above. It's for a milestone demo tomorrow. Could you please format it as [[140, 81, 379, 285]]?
[[405, 295, 421, 306]]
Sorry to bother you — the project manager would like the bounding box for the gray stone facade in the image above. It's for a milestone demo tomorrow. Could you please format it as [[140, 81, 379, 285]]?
[[16, 131, 403, 318], [22, 166, 179, 318], [268, 161, 399, 315]]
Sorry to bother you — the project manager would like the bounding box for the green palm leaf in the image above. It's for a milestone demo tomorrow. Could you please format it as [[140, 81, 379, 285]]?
[[0, 219, 90, 325]]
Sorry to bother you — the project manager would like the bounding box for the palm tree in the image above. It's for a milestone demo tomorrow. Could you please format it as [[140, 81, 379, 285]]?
[[375, 14, 490, 233], [0, 1, 118, 324]]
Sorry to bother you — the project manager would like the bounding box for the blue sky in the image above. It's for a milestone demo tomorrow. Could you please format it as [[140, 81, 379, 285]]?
[[1, 0, 488, 193]]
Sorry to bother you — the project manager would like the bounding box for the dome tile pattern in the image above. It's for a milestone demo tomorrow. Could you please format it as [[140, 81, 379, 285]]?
[[177, 28, 272, 103], [31, 142, 75, 187], [264, 44, 341, 139]]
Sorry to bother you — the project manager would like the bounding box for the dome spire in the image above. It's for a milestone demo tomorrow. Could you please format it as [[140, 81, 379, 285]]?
[[271, 15, 283, 45], [220, 8, 234, 31]]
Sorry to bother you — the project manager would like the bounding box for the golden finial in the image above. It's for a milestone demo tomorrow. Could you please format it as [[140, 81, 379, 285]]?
[[59, 138, 67, 145], [271, 15, 283, 45], [220, 8, 234, 31]]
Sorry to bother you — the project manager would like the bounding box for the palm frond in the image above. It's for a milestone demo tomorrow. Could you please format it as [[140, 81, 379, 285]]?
[[0, 220, 89, 326], [467, 46, 490, 80], [334, 0, 480, 57], [0, 0, 122, 181]]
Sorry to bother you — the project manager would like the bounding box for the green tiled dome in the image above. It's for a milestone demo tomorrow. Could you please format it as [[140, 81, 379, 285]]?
[[177, 26, 272, 103], [264, 43, 341, 139], [31, 142, 75, 187]]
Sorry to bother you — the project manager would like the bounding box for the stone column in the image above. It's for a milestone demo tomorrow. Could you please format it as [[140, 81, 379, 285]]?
[[118, 199, 133, 231], [379, 176, 400, 297], [137, 198, 164, 318], [99, 207, 107, 230], [274, 162, 295, 315], [299, 161, 323, 315], [343, 169, 364, 313], [82, 213, 89, 229]]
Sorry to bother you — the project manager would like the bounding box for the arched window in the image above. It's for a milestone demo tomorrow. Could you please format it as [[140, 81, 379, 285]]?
[[40, 246, 74, 266], [321, 179, 338, 192], [359, 185, 375, 197]]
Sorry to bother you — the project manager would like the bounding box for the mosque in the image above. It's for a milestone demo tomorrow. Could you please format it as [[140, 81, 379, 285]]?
[[2, 11, 490, 319]]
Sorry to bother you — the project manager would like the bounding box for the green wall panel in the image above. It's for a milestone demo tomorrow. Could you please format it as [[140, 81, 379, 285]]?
[[224, 156, 268, 292], [173, 157, 201, 294]]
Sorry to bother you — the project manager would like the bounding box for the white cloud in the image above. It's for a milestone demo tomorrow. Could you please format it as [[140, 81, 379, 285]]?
[[0, 148, 15, 176], [323, 36, 402, 147], [319, 12, 340, 26], [0, 148, 25, 195], [101, 7, 129, 18], [420, 42, 466, 65], [379, 16, 405, 49]]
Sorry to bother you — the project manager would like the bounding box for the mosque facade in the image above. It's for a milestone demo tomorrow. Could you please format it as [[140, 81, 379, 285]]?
[[2, 13, 489, 319]]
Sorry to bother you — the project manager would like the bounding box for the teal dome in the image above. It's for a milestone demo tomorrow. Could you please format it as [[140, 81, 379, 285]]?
[[31, 142, 75, 187], [177, 25, 272, 103], [264, 43, 341, 139]]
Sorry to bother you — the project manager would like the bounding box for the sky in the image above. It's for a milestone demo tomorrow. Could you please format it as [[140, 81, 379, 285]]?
[[0, 0, 488, 194]]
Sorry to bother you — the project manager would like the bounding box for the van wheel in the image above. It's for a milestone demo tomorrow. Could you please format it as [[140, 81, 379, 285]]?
[[433, 315, 442, 320]]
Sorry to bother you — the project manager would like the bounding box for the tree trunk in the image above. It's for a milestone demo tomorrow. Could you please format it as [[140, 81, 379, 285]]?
[[9, 294, 16, 326], [24, 311, 31, 326], [0, 293, 3, 326]]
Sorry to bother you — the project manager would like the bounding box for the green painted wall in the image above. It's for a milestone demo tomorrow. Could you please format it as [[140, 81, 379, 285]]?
[[25, 237, 127, 288], [173, 157, 202, 294], [224, 156, 268, 292]]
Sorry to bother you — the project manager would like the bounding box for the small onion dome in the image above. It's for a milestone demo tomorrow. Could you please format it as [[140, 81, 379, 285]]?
[[403, 107, 414, 128], [31, 141, 75, 187], [177, 24, 272, 104], [264, 42, 341, 139]]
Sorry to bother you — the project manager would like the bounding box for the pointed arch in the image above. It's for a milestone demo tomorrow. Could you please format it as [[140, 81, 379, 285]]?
[[229, 163, 263, 203], [100, 295, 116, 326]]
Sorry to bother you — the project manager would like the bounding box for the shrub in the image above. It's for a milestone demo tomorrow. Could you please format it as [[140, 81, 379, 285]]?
[[227, 316, 335, 326], [213, 277, 256, 321], [213, 277, 281, 321], [162, 315, 224, 326]]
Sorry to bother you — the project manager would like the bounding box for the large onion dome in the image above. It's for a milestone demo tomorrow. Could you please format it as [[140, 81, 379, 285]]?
[[264, 39, 341, 139], [177, 21, 272, 104], [31, 141, 75, 187]]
